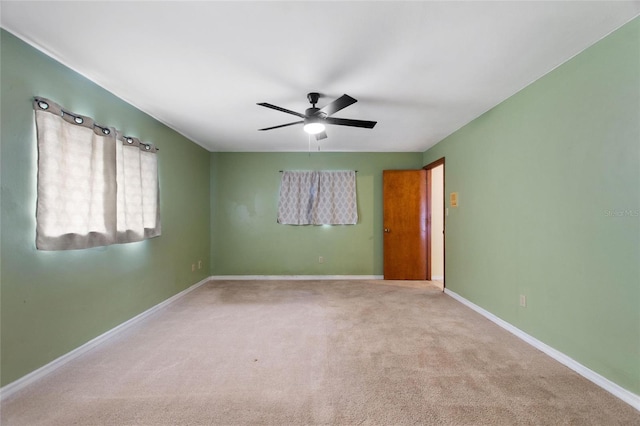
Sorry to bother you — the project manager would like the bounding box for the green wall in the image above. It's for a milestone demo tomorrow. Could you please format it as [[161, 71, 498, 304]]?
[[210, 152, 423, 276], [423, 18, 640, 394], [0, 30, 211, 386]]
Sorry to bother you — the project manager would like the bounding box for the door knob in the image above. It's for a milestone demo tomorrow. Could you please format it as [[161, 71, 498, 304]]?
[[384, 228, 390, 233]]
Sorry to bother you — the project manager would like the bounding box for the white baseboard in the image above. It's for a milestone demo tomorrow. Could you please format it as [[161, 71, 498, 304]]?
[[431, 275, 444, 281], [444, 288, 640, 412], [210, 275, 384, 280], [0, 277, 210, 401]]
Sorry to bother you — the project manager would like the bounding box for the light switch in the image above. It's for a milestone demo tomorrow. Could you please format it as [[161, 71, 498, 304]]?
[[450, 192, 459, 207]]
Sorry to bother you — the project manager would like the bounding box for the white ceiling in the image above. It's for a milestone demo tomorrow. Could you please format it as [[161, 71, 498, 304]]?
[[2, 1, 639, 152]]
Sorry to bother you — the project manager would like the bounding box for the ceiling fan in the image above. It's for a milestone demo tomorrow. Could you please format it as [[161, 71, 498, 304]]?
[[257, 92, 377, 140]]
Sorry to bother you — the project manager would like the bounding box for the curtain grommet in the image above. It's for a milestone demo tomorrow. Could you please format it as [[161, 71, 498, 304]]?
[[74, 116, 84, 124], [37, 101, 49, 110]]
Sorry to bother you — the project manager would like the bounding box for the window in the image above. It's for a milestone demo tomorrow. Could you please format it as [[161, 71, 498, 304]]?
[[277, 170, 357, 225], [34, 97, 160, 250]]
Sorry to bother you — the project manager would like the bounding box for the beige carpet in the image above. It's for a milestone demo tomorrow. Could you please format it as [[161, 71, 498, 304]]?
[[2, 280, 638, 425]]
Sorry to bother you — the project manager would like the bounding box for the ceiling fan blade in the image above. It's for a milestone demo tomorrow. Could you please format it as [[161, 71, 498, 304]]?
[[318, 94, 357, 117], [325, 117, 377, 129], [315, 130, 328, 141], [257, 103, 306, 118], [258, 120, 304, 131]]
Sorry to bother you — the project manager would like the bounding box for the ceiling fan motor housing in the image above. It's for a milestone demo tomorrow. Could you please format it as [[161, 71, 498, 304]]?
[[305, 107, 323, 118]]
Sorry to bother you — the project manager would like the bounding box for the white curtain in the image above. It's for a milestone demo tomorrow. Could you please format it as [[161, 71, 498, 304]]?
[[34, 98, 160, 250], [277, 170, 358, 225], [116, 132, 161, 242]]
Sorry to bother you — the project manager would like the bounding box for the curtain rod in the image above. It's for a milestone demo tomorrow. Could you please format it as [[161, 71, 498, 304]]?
[[33, 97, 159, 151], [279, 170, 357, 173]]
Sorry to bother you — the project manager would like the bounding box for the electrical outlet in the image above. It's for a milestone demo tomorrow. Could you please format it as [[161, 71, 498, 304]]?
[[519, 295, 526, 307], [198, 260, 202, 269], [191, 263, 195, 272], [318, 256, 324, 264]]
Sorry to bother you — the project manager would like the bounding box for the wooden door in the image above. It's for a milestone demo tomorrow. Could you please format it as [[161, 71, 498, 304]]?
[[383, 170, 427, 280]]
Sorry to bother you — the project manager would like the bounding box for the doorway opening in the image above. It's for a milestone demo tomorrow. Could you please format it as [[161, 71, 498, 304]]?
[[425, 158, 445, 290]]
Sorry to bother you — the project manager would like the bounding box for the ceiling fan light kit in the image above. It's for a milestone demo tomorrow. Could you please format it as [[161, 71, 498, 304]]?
[[258, 92, 377, 141], [303, 120, 325, 135]]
